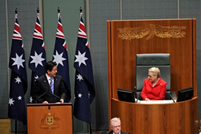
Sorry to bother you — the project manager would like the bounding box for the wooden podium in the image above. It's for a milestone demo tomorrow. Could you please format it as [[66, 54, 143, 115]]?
[[27, 103, 73, 134]]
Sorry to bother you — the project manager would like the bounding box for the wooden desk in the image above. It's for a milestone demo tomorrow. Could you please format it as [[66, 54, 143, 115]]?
[[27, 103, 73, 134], [111, 97, 198, 134]]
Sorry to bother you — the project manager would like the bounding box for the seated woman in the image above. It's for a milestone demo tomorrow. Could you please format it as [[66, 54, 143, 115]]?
[[141, 67, 167, 101]]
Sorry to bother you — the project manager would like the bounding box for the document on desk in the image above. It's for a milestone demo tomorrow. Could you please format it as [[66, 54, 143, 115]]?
[[137, 100, 174, 104]]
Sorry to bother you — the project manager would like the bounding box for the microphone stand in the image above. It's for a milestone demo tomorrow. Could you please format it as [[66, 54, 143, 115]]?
[[51, 93, 62, 103], [35, 89, 48, 103], [169, 93, 176, 103]]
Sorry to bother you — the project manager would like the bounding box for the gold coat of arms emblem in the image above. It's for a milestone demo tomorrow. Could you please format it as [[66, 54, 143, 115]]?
[[46, 113, 54, 125]]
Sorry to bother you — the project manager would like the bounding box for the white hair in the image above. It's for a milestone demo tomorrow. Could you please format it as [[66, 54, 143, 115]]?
[[110, 117, 121, 126], [148, 67, 160, 77]]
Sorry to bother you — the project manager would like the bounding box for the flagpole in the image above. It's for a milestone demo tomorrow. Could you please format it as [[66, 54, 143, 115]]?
[[14, 8, 18, 134], [80, 7, 82, 15], [37, 7, 39, 14], [90, 124, 92, 134], [57, 7, 60, 19], [15, 120, 17, 134], [57, 7, 60, 13], [80, 7, 92, 134]]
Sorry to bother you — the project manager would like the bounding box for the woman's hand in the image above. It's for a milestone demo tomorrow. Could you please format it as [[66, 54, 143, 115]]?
[[145, 98, 150, 101]]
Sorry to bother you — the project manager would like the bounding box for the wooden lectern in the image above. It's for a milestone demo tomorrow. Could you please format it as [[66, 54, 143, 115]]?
[[27, 103, 73, 134]]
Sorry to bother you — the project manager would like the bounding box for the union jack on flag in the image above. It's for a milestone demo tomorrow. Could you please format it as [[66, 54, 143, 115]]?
[[29, 10, 46, 103], [52, 10, 71, 102], [74, 11, 95, 124], [8, 12, 27, 123]]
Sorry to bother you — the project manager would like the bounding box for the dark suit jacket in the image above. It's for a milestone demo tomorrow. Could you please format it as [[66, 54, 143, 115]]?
[[32, 74, 67, 103]]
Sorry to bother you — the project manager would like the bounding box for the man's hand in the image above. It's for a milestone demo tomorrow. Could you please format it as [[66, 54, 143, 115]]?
[[42, 101, 48, 104], [60, 99, 64, 103]]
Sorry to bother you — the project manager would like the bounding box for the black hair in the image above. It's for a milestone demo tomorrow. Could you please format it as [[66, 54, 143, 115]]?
[[45, 61, 57, 73]]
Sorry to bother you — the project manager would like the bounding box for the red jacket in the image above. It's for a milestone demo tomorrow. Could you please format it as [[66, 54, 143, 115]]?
[[141, 78, 167, 100]]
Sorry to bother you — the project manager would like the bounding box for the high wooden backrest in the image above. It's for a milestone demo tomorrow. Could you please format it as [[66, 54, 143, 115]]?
[[107, 19, 197, 120]]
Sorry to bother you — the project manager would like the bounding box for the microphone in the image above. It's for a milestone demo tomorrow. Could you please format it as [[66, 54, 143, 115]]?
[[133, 91, 139, 103], [168, 93, 176, 103], [35, 88, 48, 103], [50, 89, 63, 103], [133, 86, 138, 103], [52, 93, 61, 101]]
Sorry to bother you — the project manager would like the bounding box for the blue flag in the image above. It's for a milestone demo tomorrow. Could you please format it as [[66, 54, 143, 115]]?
[[52, 12, 71, 102], [29, 11, 46, 103], [74, 12, 95, 123], [8, 13, 27, 123]]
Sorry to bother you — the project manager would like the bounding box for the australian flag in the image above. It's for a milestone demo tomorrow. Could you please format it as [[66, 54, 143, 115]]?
[[29, 10, 46, 103], [52, 11, 71, 102], [74, 11, 95, 124], [8, 12, 27, 124]]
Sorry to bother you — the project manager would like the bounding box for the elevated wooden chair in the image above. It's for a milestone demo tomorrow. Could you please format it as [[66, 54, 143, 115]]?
[[135, 53, 171, 100]]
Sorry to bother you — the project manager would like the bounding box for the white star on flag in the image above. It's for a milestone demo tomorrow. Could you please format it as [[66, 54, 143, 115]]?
[[11, 53, 25, 69], [34, 75, 39, 81], [78, 93, 82, 98], [18, 96, 22, 100], [29, 97, 33, 103], [77, 74, 83, 81], [9, 98, 15, 106], [53, 51, 66, 66], [75, 51, 88, 67], [15, 76, 21, 84], [30, 51, 45, 68]]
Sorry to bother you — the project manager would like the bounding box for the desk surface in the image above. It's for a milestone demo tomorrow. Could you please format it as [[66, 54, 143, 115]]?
[[137, 100, 174, 104], [27, 102, 72, 107]]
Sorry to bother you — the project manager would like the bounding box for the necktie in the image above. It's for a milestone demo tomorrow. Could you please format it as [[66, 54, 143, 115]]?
[[50, 78, 54, 93]]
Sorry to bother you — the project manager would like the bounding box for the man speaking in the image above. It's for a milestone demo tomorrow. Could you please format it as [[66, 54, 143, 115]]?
[[32, 61, 67, 104]]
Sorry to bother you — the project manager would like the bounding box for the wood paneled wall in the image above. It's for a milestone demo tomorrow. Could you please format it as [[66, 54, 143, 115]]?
[[107, 19, 197, 123]]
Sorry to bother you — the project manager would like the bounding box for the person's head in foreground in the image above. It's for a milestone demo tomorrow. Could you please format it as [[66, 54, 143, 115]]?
[[110, 117, 121, 134]]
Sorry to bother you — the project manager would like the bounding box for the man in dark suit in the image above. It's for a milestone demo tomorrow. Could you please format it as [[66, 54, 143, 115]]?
[[108, 117, 129, 134], [32, 61, 67, 103]]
